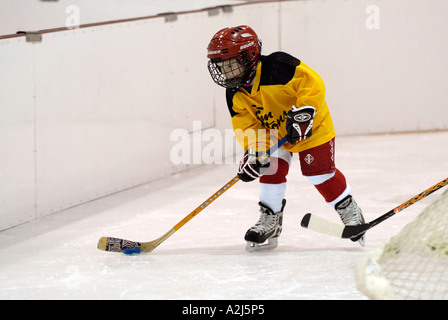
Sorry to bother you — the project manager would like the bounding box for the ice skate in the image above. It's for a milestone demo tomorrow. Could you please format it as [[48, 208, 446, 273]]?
[[245, 199, 286, 252], [335, 195, 366, 246]]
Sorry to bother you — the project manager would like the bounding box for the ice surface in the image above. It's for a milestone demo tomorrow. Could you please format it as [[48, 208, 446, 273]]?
[[0, 131, 447, 300]]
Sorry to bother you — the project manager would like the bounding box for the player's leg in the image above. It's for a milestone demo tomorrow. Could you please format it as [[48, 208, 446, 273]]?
[[244, 148, 291, 251], [299, 138, 366, 246]]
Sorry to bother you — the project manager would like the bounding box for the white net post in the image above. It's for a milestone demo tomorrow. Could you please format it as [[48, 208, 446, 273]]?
[[355, 189, 448, 300]]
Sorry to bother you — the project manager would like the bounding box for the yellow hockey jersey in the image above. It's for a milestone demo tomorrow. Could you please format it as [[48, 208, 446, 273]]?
[[226, 51, 335, 153]]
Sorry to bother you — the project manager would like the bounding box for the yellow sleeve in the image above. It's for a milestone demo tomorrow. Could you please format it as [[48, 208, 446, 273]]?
[[293, 66, 326, 109], [286, 63, 335, 152]]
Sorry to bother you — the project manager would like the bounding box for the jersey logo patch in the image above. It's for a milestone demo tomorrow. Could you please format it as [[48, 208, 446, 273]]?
[[304, 154, 314, 165]]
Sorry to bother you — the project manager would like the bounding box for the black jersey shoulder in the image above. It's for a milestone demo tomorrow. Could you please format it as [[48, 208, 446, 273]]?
[[259, 51, 301, 86], [224, 52, 301, 117]]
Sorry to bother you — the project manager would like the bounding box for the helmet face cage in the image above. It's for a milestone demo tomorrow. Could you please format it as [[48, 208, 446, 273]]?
[[208, 53, 257, 89]]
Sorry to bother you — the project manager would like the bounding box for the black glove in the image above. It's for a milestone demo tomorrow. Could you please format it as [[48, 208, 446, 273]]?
[[237, 149, 270, 182], [286, 105, 317, 145]]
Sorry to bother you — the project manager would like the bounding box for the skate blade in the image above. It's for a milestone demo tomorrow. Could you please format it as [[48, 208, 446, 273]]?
[[357, 236, 365, 247], [246, 238, 278, 252], [350, 234, 366, 247]]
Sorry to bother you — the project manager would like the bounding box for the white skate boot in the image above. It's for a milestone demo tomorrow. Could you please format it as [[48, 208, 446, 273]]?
[[245, 199, 286, 252], [335, 195, 366, 246]]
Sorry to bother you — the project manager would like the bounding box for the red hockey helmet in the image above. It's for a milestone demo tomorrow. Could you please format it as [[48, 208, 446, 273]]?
[[207, 25, 262, 89]]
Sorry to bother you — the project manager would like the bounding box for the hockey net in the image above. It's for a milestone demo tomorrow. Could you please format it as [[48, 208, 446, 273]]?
[[355, 189, 448, 300]]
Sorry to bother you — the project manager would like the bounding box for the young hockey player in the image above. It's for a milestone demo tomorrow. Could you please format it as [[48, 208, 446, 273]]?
[[207, 25, 366, 251]]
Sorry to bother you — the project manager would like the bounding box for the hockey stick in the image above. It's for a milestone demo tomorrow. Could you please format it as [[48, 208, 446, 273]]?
[[97, 136, 288, 254], [300, 177, 448, 240]]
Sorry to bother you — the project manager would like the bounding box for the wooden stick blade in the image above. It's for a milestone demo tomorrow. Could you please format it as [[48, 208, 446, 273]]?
[[97, 236, 141, 253], [97, 229, 176, 254]]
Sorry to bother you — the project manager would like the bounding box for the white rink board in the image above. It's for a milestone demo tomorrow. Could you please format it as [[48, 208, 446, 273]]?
[[0, 37, 36, 230], [32, 14, 216, 217]]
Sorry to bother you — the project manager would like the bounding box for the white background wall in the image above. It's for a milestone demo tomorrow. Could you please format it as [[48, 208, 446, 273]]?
[[1, 0, 447, 230], [281, 0, 448, 135], [0, 0, 245, 35]]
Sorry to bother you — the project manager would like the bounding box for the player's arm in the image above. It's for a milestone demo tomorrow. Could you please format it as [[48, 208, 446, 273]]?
[[232, 109, 273, 182], [285, 66, 325, 145], [226, 90, 272, 182]]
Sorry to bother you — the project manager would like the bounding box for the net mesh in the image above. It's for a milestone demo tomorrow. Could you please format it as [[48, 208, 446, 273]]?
[[355, 188, 448, 300]]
